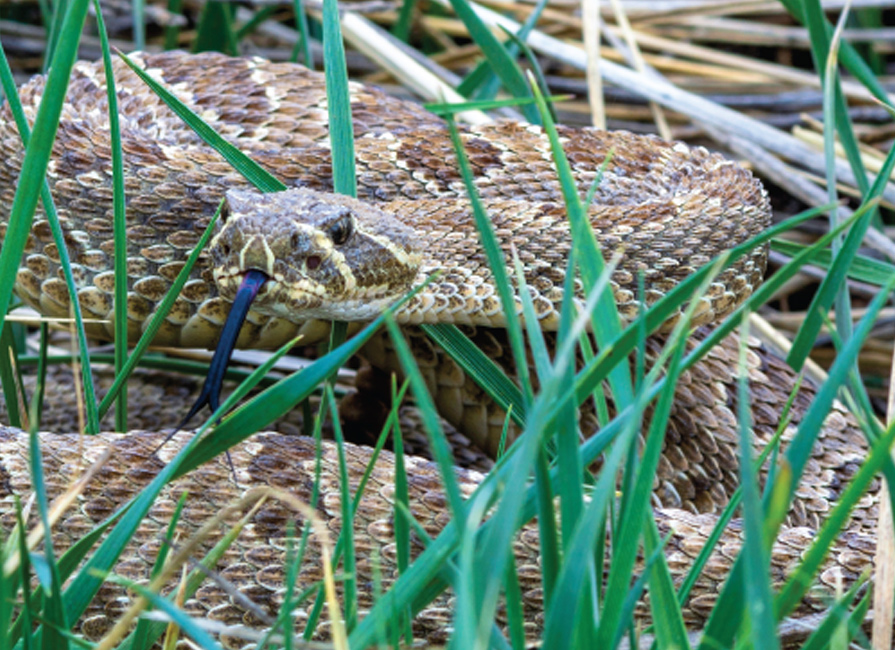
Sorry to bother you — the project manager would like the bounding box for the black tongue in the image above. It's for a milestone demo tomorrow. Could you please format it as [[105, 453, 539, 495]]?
[[176, 269, 268, 430]]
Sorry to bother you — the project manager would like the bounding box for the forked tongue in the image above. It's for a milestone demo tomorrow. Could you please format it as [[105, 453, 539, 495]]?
[[175, 269, 268, 430]]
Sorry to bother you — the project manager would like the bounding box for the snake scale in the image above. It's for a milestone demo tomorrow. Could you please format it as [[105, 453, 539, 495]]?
[[0, 51, 880, 646]]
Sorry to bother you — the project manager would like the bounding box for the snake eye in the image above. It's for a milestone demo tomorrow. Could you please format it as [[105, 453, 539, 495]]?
[[327, 211, 354, 246], [219, 202, 231, 223]]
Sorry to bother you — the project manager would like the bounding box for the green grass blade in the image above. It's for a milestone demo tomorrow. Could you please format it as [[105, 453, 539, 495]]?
[[444, 117, 533, 404], [573, 204, 856, 411], [596, 262, 724, 647], [131, 0, 146, 50], [290, 0, 313, 66], [163, 0, 184, 50], [787, 142, 895, 371], [93, 0, 130, 432], [107, 578, 225, 650], [528, 73, 633, 409], [327, 386, 358, 632], [424, 94, 569, 116], [776, 416, 895, 617], [0, 323, 23, 428], [392, 0, 417, 42], [96, 208, 222, 419], [390, 380, 414, 645], [117, 52, 285, 193], [770, 240, 895, 286], [735, 317, 779, 650], [322, 0, 356, 199], [456, 0, 548, 105], [643, 523, 690, 650], [193, 1, 238, 56], [421, 323, 525, 427], [446, 0, 537, 122], [26, 324, 48, 435], [27, 430, 68, 650], [541, 404, 640, 648]]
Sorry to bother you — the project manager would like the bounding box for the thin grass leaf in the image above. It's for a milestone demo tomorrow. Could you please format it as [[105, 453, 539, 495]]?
[[322, 0, 356, 199], [131, 0, 146, 50], [770, 240, 895, 286], [596, 261, 726, 648], [446, 0, 537, 122], [614, 531, 674, 649], [10, 504, 32, 650], [788, 168, 895, 372], [442, 116, 533, 407], [390, 380, 414, 645], [193, 1, 238, 56], [0, 323, 23, 428], [643, 523, 690, 650], [797, 574, 868, 650], [527, 72, 633, 409], [424, 94, 570, 116], [10, 517, 111, 646], [93, 0, 130, 432], [117, 51, 285, 193], [455, 0, 547, 115], [127, 493, 188, 650], [541, 398, 640, 649], [107, 578, 224, 650], [801, 0, 870, 202], [27, 428, 68, 650], [26, 324, 48, 436], [499, 25, 558, 124], [420, 324, 525, 426], [392, 0, 417, 42], [736, 316, 778, 650], [290, 0, 313, 67], [776, 415, 895, 617], [235, 5, 280, 41], [677, 393, 793, 605], [384, 316, 467, 517], [498, 251, 560, 630], [163, 0, 183, 51], [96, 208, 222, 419], [503, 553, 526, 650], [573, 204, 856, 411], [326, 386, 358, 632]]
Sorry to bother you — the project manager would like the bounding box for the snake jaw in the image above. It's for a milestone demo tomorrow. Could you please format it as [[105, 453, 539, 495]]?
[[211, 188, 422, 322]]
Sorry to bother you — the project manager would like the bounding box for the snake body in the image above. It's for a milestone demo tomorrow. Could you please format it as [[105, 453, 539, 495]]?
[[0, 51, 879, 644]]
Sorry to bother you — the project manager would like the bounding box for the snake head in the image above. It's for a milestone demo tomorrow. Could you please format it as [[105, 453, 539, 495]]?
[[210, 188, 422, 321]]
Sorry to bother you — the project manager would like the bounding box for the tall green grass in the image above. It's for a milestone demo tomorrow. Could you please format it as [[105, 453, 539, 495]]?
[[0, 1, 892, 649]]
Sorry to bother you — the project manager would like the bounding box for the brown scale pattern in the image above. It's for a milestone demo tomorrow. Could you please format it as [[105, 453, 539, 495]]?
[[0, 399, 875, 649], [1, 51, 769, 347]]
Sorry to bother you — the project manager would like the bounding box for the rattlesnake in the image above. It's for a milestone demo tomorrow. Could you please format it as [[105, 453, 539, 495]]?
[[0, 51, 879, 646]]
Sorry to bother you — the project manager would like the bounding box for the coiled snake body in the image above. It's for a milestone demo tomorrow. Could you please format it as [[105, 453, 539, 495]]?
[[0, 51, 878, 645]]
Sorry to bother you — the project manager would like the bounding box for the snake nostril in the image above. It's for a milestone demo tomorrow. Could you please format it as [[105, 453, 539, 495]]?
[[220, 242, 231, 256], [306, 255, 321, 271]]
